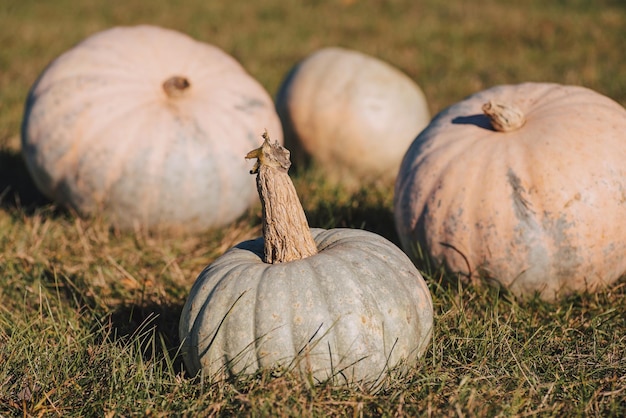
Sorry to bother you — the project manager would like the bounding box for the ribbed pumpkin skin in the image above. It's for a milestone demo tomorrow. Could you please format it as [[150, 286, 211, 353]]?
[[276, 47, 430, 187], [21, 25, 283, 232], [395, 82, 626, 300], [179, 228, 433, 388]]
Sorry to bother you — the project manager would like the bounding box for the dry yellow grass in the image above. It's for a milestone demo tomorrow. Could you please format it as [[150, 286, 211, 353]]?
[[1, 0, 625, 415]]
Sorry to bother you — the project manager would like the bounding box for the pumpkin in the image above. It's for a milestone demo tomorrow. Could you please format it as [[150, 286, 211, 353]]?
[[394, 82, 626, 300], [275, 47, 430, 187], [179, 132, 433, 390], [21, 25, 282, 232]]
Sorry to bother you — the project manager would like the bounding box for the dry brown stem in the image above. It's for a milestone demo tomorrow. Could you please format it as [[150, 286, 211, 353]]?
[[482, 100, 526, 132], [162, 75, 190, 98], [246, 131, 318, 263]]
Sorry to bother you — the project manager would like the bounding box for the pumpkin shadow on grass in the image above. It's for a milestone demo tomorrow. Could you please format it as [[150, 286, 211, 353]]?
[[41, 266, 188, 375], [302, 186, 400, 246], [0, 148, 61, 215], [107, 301, 187, 374]]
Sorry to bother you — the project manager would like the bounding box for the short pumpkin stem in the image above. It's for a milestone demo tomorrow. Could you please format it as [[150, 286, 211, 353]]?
[[163, 76, 191, 98], [482, 100, 526, 132], [246, 131, 318, 264]]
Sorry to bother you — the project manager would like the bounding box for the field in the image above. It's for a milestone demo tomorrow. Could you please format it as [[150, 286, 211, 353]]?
[[1, 0, 625, 416]]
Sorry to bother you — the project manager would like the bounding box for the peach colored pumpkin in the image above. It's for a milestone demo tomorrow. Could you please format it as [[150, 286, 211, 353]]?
[[21, 25, 282, 232], [276, 47, 430, 187], [394, 82, 626, 300]]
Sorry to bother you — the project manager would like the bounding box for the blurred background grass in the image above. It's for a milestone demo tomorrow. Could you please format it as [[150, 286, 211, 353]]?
[[1, 0, 625, 416], [2, 0, 625, 151]]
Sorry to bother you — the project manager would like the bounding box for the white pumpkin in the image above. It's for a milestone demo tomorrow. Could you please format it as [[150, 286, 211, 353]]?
[[276, 47, 430, 187], [21, 25, 283, 232], [395, 82, 626, 300]]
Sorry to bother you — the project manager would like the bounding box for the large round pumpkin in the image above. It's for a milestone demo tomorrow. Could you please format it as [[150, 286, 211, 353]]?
[[180, 134, 433, 389], [275, 47, 430, 187], [394, 82, 626, 300], [21, 25, 282, 232]]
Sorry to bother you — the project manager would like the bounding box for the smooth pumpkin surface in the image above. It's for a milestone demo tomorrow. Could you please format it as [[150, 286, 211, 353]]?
[[276, 47, 430, 187], [394, 82, 626, 300], [179, 136, 433, 390], [22, 25, 283, 232]]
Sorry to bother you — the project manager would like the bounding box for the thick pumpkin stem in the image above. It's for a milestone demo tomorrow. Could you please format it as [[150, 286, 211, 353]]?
[[482, 100, 526, 132], [163, 76, 191, 98], [246, 131, 318, 263]]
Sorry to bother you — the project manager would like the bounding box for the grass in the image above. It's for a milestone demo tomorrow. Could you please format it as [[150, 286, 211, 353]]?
[[1, 0, 626, 416]]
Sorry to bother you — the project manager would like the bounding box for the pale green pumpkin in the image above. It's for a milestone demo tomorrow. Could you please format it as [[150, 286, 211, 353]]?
[[179, 134, 433, 389]]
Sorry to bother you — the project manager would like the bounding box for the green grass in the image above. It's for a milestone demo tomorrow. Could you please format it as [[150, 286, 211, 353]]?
[[1, 0, 626, 416]]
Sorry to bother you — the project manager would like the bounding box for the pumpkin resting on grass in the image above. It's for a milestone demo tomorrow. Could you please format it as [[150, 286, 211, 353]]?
[[275, 47, 430, 188], [394, 82, 626, 301], [179, 132, 433, 390], [21, 25, 282, 233]]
